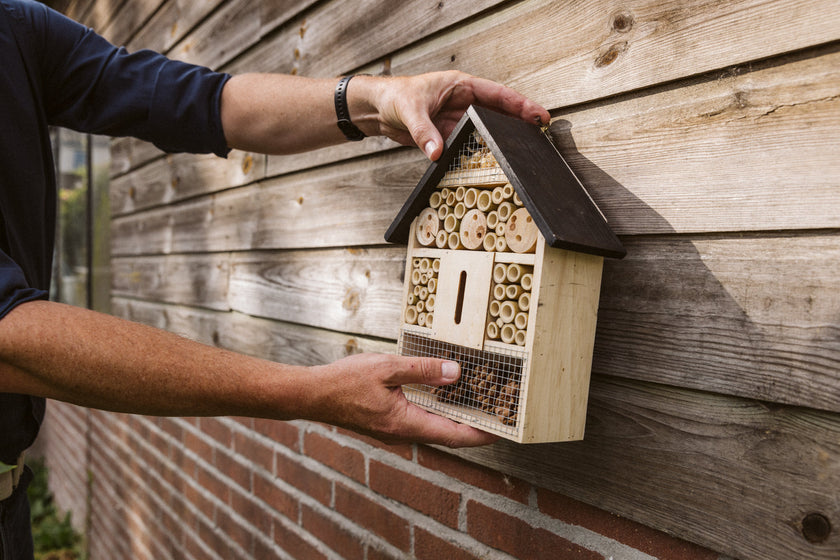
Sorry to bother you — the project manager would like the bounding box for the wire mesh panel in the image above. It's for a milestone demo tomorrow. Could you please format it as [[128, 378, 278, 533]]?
[[438, 130, 507, 188], [399, 326, 527, 437]]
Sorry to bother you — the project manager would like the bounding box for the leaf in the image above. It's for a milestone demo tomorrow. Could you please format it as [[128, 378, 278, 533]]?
[[0, 461, 16, 475]]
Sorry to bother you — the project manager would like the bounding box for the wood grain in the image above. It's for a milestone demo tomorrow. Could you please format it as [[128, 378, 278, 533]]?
[[109, 298, 395, 365], [447, 374, 840, 560]]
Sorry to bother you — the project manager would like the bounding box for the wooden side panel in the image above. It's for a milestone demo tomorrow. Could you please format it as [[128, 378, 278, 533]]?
[[521, 243, 603, 442]]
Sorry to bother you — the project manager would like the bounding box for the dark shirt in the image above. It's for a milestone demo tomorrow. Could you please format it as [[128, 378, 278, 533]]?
[[0, 0, 232, 463]]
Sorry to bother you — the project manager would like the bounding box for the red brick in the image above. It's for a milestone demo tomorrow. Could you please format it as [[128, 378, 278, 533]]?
[[366, 545, 404, 560], [215, 507, 254, 554], [183, 428, 214, 464], [197, 518, 233, 559], [215, 448, 252, 491], [301, 504, 364, 560], [254, 419, 300, 452], [336, 427, 414, 460], [467, 500, 604, 559], [253, 471, 299, 521], [417, 446, 530, 503], [276, 452, 332, 507], [195, 464, 230, 508], [369, 460, 460, 528], [200, 417, 233, 446], [235, 431, 274, 472], [230, 491, 272, 535], [414, 527, 483, 560], [537, 488, 719, 560], [273, 518, 328, 560], [334, 482, 409, 551], [304, 432, 366, 483]]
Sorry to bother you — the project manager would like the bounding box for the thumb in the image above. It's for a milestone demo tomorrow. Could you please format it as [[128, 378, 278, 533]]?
[[403, 109, 444, 161], [388, 356, 461, 386]]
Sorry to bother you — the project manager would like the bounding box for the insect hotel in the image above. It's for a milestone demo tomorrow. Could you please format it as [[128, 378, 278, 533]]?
[[385, 106, 626, 443]]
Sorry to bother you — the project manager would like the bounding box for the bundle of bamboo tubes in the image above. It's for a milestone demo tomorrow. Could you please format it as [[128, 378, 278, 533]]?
[[430, 359, 521, 426], [404, 257, 440, 328], [485, 263, 533, 346], [416, 180, 538, 254]]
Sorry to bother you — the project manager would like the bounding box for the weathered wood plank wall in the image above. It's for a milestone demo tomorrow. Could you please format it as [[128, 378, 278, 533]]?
[[85, 0, 840, 558]]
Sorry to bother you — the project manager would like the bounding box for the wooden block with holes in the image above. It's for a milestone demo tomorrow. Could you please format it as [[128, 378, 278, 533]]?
[[385, 106, 626, 443]]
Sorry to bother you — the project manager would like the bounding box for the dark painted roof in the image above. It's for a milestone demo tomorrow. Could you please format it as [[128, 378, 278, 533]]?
[[384, 105, 626, 259]]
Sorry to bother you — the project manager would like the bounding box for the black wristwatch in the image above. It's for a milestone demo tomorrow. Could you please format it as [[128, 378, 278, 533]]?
[[334, 75, 366, 141]]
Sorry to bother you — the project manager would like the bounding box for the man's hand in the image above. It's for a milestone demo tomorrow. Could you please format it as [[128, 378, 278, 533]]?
[[306, 353, 499, 447], [357, 71, 551, 160]]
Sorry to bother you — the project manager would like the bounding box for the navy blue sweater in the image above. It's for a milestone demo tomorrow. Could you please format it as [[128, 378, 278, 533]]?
[[0, 0, 231, 463]]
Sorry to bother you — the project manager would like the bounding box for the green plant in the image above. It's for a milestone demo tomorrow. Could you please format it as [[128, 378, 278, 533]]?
[[26, 459, 83, 560]]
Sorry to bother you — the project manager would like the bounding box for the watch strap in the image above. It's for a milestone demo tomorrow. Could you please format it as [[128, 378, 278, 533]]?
[[334, 75, 366, 141]]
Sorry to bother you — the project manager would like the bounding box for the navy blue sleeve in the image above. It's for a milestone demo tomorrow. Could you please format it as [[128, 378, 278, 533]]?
[[0, 249, 47, 320], [15, 0, 232, 157]]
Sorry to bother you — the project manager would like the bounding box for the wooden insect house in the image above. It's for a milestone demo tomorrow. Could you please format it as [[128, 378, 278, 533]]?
[[385, 106, 626, 443]]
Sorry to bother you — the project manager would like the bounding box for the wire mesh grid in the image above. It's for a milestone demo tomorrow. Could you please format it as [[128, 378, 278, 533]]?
[[438, 130, 506, 188], [398, 326, 527, 436]]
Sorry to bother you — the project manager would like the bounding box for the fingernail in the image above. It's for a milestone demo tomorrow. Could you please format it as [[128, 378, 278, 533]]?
[[441, 361, 459, 382], [424, 140, 437, 159]]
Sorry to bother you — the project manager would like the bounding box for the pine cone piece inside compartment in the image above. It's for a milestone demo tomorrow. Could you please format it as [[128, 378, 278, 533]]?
[[429, 359, 520, 427]]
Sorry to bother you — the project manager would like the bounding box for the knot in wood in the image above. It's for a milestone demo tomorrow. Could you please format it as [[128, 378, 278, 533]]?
[[595, 42, 627, 68], [611, 11, 634, 32], [801, 512, 831, 544]]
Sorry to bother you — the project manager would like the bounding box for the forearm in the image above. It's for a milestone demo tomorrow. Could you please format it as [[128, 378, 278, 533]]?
[[0, 300, 311, 419], [220, 73, 381, 155]]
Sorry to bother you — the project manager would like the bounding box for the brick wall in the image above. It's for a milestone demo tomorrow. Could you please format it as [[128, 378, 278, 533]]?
[[38, 406, 726, 559]]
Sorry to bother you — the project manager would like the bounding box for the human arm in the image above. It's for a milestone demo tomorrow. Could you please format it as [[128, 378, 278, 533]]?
[[220, 71, 551, 160], [0, 300, 495, 447]]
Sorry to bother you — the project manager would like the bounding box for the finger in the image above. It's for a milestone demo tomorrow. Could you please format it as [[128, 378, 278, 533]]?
[[384, 355, 461, 387], [400, 405, 500, 447], [400, 104, 445, 160], [462, 76, 551, 125]]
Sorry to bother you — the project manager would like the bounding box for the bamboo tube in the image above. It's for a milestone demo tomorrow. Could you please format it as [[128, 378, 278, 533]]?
[[506, 208, 539, 253], [426, 294, 435, 311], [493, 283, 507, 301], [432, 259, 441, 273], [416, 300, 425, 313], [455, 186, 466, 201], [435, 230, 448, 248], [411, 269, 422, 285], [482, 231, 497, 252], [493, 263, 507, 284], [491, 186, 505, 205], [419, 258, 431, 273], [506, 263, 523, 283], [477, 190, 495, 212], [514, 311, 529, 330], [513, 191, 523, 207], [437, 204, 450, 220], [444, 213, 459, 233], [446, 191, 457, 206], [420, 272, 430, 285], [486, 210, 499, 229], [447, 232, 464, 250], [418, 312, 427, 327], [520, 272, 533, 291], [419, 287, 429, 301], [499, 300, 518, 323], [413, 258, 421, 268], [429, 191, 442, 209], [495, 222, 505, 237], [407, 293, 417, 306], [413, 285, 422, 296], [454, 202, 467, 219], [440, 187, 451, 200], [489, 299, 501, 318], [486, 322, 500, 340], [427, 277, 437, 294], [464, 188, 479, 209], [495, 236, 508, 252], [500, 323, 516, 344], [404, 306, 418, 324], [514, 329, 527, 346], [518, 292, 530, 311], [496, 317, 505, 328], [497, 202, 514, 222], [426, 313, 434, 327], [459, 209, 487, 250], [502, 183, 514, 199], [505, 284, 523, 300]]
